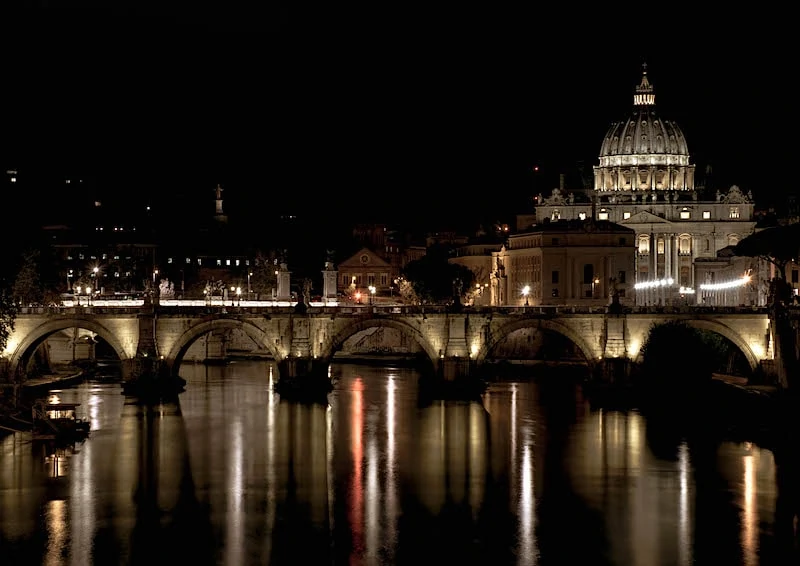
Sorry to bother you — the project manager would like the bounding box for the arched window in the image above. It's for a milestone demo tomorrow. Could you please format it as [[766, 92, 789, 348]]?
[[679, 235, 691, 255], [638, 235, 650, 254]]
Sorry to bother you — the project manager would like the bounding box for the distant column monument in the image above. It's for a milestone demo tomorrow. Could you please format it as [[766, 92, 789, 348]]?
[[213, 184, 228, 224]]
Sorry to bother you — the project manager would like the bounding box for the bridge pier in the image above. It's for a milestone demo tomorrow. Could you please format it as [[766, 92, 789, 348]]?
[[437, 356, 473, 382], [416, 356, 485, 400], [594, 357, 635, 384], [275, 357, 333, 399]]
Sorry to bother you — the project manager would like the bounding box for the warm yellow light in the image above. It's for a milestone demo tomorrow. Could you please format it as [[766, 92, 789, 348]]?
[[749, 342, 765, 359]]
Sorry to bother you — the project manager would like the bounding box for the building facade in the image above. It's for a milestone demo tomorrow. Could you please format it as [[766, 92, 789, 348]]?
[[528, 66, 759, 306], [490, 220, 635, 307]]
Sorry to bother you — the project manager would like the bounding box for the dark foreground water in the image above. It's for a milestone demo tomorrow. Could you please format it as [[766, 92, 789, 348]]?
[[2, 361, 799, 565]]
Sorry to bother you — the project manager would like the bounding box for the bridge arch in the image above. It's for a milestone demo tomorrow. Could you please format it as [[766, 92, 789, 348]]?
[[637, 318, 761, 372], [477, 318, 598, 366], [323, 318, 438, 365], [163, 318, 279, 373], [8, 318, 129, 378]]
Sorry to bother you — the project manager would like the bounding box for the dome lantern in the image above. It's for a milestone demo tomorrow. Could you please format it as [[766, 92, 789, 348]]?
[[593, 64, 695, 194]]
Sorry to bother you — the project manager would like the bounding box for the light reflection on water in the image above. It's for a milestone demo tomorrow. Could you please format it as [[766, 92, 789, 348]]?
[[0, 361, 795, 565]]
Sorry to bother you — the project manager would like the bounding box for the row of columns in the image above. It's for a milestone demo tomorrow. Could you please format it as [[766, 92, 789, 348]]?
[[595, 165, 693, 192]]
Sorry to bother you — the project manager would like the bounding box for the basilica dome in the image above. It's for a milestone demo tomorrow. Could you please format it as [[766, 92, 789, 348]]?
[[597, 67, 690, 169]]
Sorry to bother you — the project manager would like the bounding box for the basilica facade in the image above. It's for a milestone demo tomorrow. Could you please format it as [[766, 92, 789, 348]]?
[[520, 66, 763, 306]]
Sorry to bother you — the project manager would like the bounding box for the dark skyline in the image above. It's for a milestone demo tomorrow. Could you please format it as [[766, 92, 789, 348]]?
[[2, 23, 792, 233]]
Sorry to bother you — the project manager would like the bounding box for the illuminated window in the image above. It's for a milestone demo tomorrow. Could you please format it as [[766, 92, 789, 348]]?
[[216, 259, 221, 266], [727, 234, 739, 246], [226, 259, 231, 266], [623, 212, 631, 219], [679, 235, 691, 254], [578, 212, 586, 220], [702, 211, 711, 219], [598, 208, 609, 220], [680, 208, 690, 219], [235, 259, 240, 266], [185, 258, 191, 264], [638, 235, 650, 254], [729, 207, 740, 219], [198, 258, 202, 266], [657, 240, 665, 254], [551, 210, 561, 221], [168, 257, 173, 264]]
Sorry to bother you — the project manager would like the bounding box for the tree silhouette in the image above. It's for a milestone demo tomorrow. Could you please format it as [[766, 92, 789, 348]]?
[[12, 249, 44, 306], [401, 247, 475, 304]]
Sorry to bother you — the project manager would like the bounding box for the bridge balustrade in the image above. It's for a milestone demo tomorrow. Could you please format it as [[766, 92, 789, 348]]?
[[14, 304, 776, 316]]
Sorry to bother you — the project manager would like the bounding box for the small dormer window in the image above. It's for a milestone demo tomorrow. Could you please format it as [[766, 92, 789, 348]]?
[[597, 208, 609, 220], [551, 209, 561, 221], [729, 207, 740, 219], [623, 212, 631, 219], [680, 207, 690, 219], [578, 212, 586, 220], [702, 211, 711, 219]]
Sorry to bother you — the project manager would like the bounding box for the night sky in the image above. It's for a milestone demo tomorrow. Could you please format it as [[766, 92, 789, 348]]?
[[1, 13, 792, 235]]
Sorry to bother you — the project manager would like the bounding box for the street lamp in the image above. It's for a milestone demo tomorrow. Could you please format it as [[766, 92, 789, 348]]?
[[236, 286, 242, 306], [522, 285, 530, 307], [75, 285, 82, 307], [368, 285, 376, 305], [230, 286, 236, 306], [247, 271, 252, 296], [592, 277, 600, 298], [86, 285, 92, 306]]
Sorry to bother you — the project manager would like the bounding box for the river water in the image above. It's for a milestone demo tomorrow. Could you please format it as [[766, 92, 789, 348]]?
[[1, 360, 798, 565]]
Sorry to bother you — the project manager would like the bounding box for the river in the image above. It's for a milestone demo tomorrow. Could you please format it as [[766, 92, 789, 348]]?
[[1, 360, 798, 565]]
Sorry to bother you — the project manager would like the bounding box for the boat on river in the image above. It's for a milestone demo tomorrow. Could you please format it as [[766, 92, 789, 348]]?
[[31, 401, 90, 443]]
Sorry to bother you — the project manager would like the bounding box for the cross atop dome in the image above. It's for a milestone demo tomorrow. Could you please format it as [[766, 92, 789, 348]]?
[[634, 62, 655, 106]]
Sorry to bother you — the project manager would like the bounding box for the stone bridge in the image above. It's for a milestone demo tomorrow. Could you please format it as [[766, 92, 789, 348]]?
[[1, 304, 780, 384]]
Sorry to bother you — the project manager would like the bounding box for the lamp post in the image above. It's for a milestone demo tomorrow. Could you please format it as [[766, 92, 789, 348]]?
[[75, 285, 82, 307], [522, 285, 530, 307], [86, 285, 92, 307], [247, 271, 252, 296], [592, 277, 600, 299], [368, 285, 376, 305], [236, 286, 242, 306]]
